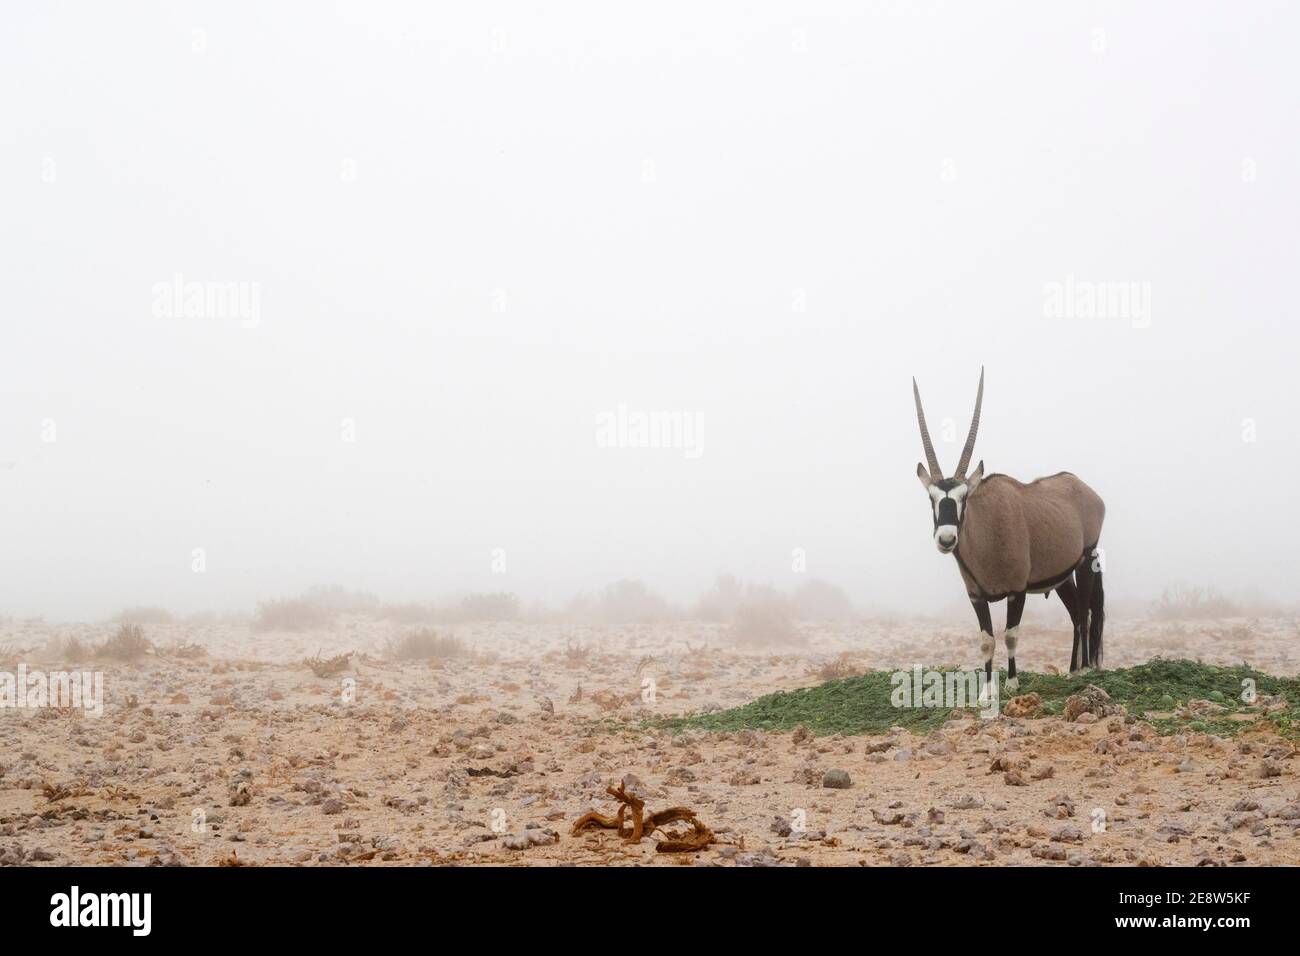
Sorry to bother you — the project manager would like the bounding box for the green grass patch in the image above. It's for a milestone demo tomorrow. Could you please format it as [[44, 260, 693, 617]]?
[[656, 659, 1300, 738]]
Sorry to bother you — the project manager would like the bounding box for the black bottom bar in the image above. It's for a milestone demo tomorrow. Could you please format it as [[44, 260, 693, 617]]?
[[0, 864, 1282, 940]]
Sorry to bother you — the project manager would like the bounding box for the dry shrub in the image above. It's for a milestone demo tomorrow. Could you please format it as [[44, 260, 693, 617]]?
[[816, 652, 864, 681], [112, 605, 173, 626], [253, 598, 334, 632], [155, 640, 208, 660], [1152, 585, 1241, 621], [729, 588, 804, 647], [563, 640, 591, 663], [305, 650, 353, 677], [97, 623, 152, 661], [385, 628, 468, 662], [682, 641, 712, 662], [590, 688, 636, 711], [44, 636, 93, 662]]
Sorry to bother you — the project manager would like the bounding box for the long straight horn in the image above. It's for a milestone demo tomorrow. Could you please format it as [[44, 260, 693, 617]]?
[[912, 377, 942, 481], [954, 366, 984, 479]]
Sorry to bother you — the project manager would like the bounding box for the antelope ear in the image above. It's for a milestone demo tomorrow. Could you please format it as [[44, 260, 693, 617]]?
[[916, 462, 932, 489], [967, 460, 985, 492]]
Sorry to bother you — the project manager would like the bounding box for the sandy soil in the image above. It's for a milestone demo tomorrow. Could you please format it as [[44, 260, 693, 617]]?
[[1, 614, 1297, 866]]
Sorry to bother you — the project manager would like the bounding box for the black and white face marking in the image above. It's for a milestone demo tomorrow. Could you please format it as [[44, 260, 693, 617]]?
[[926, 478, 968, 553]]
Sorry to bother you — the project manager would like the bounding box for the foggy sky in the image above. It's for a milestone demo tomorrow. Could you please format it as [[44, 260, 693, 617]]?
[[2, 2, 1298, 620]]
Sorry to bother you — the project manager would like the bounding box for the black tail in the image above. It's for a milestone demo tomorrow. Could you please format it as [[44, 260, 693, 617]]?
[[1088, 561, 1105, 668]]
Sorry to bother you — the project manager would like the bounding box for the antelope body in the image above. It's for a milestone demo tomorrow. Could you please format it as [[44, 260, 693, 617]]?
[[913, 369, 1106, 687]]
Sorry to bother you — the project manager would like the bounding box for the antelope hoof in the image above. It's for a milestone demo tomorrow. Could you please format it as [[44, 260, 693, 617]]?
[[1006, 676, 1019, 693]]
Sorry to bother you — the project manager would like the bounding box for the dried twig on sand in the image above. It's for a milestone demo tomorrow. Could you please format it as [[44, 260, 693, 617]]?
[[589, 688, 637, 712], [305, 650, 353, 677], [155, 640, 208, 660], [572, 782, 714, 853], [42, 781, 90, 802]]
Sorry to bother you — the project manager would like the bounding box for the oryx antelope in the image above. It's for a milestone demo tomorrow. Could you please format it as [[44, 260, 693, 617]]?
[[912, 368, 1106, 689]]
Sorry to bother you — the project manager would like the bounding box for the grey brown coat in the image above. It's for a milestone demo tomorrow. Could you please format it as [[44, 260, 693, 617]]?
[[954, 472, 1105, 600]]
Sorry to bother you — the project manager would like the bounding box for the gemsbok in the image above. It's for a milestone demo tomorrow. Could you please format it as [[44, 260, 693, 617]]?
[[912, 368, 1106, 689]]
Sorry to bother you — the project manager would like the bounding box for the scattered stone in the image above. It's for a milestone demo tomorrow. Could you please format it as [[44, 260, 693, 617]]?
[[1063, 685, 1119, 722], [502, 829, 558, 850], [735, 849, 788, 867], [1052, 825, 1085, 843], [822, 769, 852, 789]]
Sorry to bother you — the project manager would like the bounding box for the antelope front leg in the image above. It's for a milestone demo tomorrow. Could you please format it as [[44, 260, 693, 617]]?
[[971, 597, 994, 686], [1004, 592, 1025, 692]]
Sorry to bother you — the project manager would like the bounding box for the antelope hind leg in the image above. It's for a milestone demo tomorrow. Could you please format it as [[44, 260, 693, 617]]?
[[1004, 592, 1025, 692], [1056, 578, 1085, 674], [1073, 561, 1095, 671]]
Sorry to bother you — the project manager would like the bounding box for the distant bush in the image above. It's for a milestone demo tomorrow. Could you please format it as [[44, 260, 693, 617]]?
[[1152, 585, 1241, 621], [253, 598, 334, 632], [379, 602, 440, 625], [97, 623, 152, 661], [458, 592, 520, 622], [729, 587, 805, 647], [596, 580, 673, 624], [563, 593, 597, 622], [385, 628, 469, 661], [112, 606, 173, 626], [299, 585, 380, 616], [694, 576, 851, 626], [692, 574, 744, 622], [518, 600, 559, 623], [46, 635, 93, 662], [792, 578, 855, 621]]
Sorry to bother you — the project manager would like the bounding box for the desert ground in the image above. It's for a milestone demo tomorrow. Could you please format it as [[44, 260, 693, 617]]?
[[1, 612, 1298, 867]]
